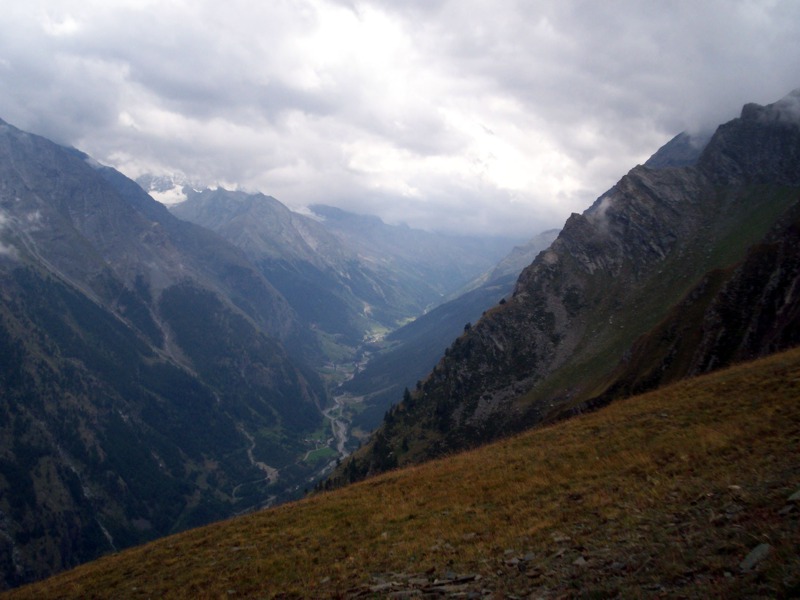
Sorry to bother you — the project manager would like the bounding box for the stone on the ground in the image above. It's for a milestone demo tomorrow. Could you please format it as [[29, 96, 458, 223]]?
[[739, 543, 771, 572]]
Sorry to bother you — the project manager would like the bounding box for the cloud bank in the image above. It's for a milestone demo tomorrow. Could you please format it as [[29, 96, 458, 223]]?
[[2, 0, 800, 236]]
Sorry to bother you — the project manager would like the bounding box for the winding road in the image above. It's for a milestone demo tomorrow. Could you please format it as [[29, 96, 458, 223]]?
[[323, 394, 350, 459], [232, 425, 279, 508]]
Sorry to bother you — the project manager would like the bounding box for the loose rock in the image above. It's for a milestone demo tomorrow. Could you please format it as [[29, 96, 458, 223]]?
[[739, 543, 771, 572]]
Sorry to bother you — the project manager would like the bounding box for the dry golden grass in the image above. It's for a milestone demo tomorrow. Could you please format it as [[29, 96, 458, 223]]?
[[6, 348, 800, 598]]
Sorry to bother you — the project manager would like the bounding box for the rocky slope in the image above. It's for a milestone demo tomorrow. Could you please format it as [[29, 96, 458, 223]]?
[[339, 228, 559, 434], [590, 204, 800, 406], [0, 119, 326, 588], [332, 89, 800, 481]]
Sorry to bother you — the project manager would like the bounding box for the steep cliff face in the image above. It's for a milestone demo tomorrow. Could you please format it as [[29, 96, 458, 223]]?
[[333, 90, 800, 480], [590, 208, 800, 404]]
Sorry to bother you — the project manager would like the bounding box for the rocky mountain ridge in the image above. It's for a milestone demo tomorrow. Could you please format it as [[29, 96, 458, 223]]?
[[0, 116, 527, 590], [332, 89, 800, 481], [590, 202, 800, 406], [0, 119, 327, 588]]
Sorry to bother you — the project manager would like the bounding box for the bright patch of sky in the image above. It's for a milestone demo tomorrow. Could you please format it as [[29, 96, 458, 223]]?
[[2, 0, 800, 236]]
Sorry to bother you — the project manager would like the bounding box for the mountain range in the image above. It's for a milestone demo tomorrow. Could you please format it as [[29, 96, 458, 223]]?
[[168, 188, 520, 358], [0, 117, 528, 589], [331, 88, 800, 483], [2, 87, 800, 593], [0, 118, 338, 587]]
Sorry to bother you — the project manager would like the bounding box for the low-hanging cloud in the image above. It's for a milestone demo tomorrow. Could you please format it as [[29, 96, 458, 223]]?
[[2, 0, 800, 237], [0, 211, 19, 258]]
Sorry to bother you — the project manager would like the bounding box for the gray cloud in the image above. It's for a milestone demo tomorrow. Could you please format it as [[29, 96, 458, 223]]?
[[1, 0, 800, 237]]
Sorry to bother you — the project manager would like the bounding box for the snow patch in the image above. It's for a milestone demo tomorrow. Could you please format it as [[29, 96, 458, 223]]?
[[150, 185, 188, 206]]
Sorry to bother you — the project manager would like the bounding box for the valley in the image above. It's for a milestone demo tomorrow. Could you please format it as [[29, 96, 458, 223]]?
[[163, 187, 533, 500], [8, 346, 800, 599], [330, 89, 800, 487], [231, 426, 279, 510], [308, 341, 382, 487], [2, 89, 800, 594], [324, 394, 352, 458]]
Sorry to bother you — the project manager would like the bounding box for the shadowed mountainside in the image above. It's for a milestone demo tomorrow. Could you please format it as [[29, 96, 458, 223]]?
[[332, 89, 800, 481], [0, 119, 326, 588], [6, 347, 800, 598]]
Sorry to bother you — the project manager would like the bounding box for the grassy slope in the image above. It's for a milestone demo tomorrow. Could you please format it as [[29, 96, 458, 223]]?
[[6, 347, 800, 599]]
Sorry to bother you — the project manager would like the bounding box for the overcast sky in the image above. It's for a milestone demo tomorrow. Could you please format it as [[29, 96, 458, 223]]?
[[2, 1, 800, 236]]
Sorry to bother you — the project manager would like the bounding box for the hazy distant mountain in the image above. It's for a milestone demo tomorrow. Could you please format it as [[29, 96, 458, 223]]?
[[169, 190, 525, 371], [451, 228, 562, 299], [340, 228, 559, 432], [0, 119, 326, 588], [333, 89, 800, 482], [308, 204, 525, 301], [170, 188, 483, 353]]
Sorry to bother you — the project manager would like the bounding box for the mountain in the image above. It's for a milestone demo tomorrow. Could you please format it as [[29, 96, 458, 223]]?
[[169, 189, 512, 356], [332, 89, 800, 481], [642, 129, 713, 169], [337, 228, 559, 435], [168, 189, 528, 443], [171, 188, 381, 350], [0, 119, 327, 588], [457, 228, 562, 296], [6, 87, 799, 592], [7, 347, 800, 598], [308, 204, 524, 302], [590, 202, 800, 407]]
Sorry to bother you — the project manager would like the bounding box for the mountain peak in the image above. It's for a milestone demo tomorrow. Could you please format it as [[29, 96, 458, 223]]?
[[741, 87, 800, 124], [644, 130, 713, 169]]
